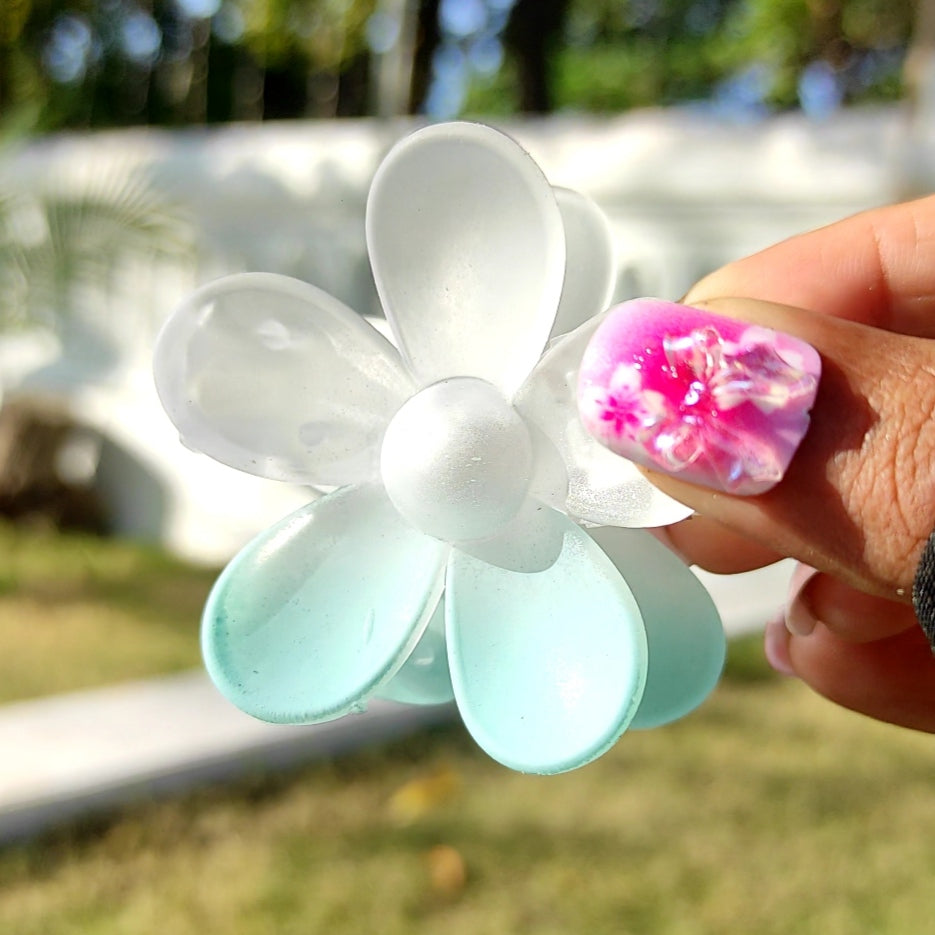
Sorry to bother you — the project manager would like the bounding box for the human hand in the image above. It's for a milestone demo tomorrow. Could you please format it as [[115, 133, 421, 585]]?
[[579, 195, 935, 732]]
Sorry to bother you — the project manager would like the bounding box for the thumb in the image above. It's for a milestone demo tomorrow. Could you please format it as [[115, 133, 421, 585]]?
[[577, 296, 935, 602]]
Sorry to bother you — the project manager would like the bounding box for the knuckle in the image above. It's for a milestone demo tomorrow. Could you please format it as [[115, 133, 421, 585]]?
[[854, 351, 935, 585]]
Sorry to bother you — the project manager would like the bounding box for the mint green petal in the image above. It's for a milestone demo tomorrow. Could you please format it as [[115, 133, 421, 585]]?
[[446, 516, 648, 774], [377, 596, 454, 706], [203, 485, 448, 723], [588, 526, 725, 729]]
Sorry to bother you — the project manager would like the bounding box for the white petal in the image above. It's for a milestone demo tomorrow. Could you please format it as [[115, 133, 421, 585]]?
[[202, 484, 448, 722], [526, 420, 570, 510], [366, 122, 565, 396], [588, 526, 725, 728], [550, 187, 616, 339], [455, 498, 566, 574], [154, 273, 415, 485], [447, 516, 647, 774], [514, 315, 693, 526]]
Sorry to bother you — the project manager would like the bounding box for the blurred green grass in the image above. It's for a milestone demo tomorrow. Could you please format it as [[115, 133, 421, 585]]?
[[3, 657, 935, 935], [1, 523, 934, 934], [0, 519, 773, 704], [0, 520, 213, 702]]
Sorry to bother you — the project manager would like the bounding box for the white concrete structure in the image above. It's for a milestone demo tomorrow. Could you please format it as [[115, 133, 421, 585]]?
[[0, 107, 921, 562], [0, 673, 454, 843]]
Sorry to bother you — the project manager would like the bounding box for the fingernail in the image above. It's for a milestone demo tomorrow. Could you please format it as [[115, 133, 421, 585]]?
[[784, 564, 820, 636], [577, 298, 821, 496], [764, 615, 796, 677]]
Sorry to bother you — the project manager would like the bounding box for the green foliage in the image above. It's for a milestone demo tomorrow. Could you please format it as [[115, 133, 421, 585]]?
[[557, 39, 722, 110], [0, 0, 920, 131], [233, 0, 377, 70], [0, 166, 191, 331], [470, 0, 912, 115], [0, 0, 377, 132], [0, 0, 34, 45], [715, 0, 914, 108]]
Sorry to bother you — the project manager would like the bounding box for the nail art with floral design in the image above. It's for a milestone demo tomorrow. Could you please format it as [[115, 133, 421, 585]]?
[[577, 298, 821, 496]]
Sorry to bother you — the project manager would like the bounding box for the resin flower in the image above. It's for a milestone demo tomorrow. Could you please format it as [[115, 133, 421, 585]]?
[[154, 122, 724, 774]]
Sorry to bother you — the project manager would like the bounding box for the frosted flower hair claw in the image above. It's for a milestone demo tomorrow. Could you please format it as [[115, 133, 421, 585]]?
[[154, 122, 725, 774]]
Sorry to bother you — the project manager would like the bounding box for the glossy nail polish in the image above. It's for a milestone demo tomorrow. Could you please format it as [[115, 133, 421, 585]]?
[[577, 299, 821, 496], [784, 564, 820, 636], [764, 615, 796, 677]]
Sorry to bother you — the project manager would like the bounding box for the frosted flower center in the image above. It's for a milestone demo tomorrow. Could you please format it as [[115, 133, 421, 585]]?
[[380, 377, 533, 543]]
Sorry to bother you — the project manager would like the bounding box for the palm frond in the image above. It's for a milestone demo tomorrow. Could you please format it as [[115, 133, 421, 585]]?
[[0, 162, 194, 332]]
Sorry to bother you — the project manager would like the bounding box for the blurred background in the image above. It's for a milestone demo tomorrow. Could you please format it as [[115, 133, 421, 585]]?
[[2, 3, 935, 934], [0, 0, 935, 562], [1, 0, 933, 557], [0, 0, 926, 127]]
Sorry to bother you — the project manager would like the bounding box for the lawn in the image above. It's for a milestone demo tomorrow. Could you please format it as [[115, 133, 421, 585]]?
[[0, 520, 213, 702], [1, 523, 935, 934]]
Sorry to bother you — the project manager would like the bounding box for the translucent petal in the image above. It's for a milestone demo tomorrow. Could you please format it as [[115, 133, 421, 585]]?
[[202, 484, 448, 723], [366, 122, 565, 396], [455, 497, 566, 574], [154, 273, 415, 486], [527, 419, 570, 511], [446, 517, 647, 774], [381, 377, 534, 543], [514, 315, 693, 526], [378, 596, 454, 706], [588, 526, 725, 728], [550, 187, 616, 339]]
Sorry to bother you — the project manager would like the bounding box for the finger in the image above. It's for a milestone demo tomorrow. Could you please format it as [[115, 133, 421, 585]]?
[[661, 195, 935, 582], [785, 568, 919, 642], [685, 194, 935, 337], [766, 620, 935, 733], [579, 296, 935, 601], [661, 514, 783, 574]]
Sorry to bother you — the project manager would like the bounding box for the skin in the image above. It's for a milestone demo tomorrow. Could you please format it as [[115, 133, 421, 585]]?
[[646, 194, 935, 732]]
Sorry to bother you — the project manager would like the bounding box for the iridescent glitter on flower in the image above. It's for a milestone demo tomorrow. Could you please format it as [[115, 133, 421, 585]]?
[[578, 298, 822, 497], [154, 124, 724, 775]]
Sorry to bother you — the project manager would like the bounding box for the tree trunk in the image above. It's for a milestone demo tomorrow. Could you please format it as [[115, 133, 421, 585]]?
[[905, 0, 935, 116], [410, 0, 442, 113], [504, 0, 569, 114]]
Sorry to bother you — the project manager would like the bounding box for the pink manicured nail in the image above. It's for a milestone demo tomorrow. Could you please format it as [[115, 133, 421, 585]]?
[[577, 299, 821, 495], [764, 616, 797, 677], [784, 564, 820, 636]]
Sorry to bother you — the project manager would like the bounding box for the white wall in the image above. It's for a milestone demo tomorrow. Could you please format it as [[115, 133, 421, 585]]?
[[0, 107, 917, 565]]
